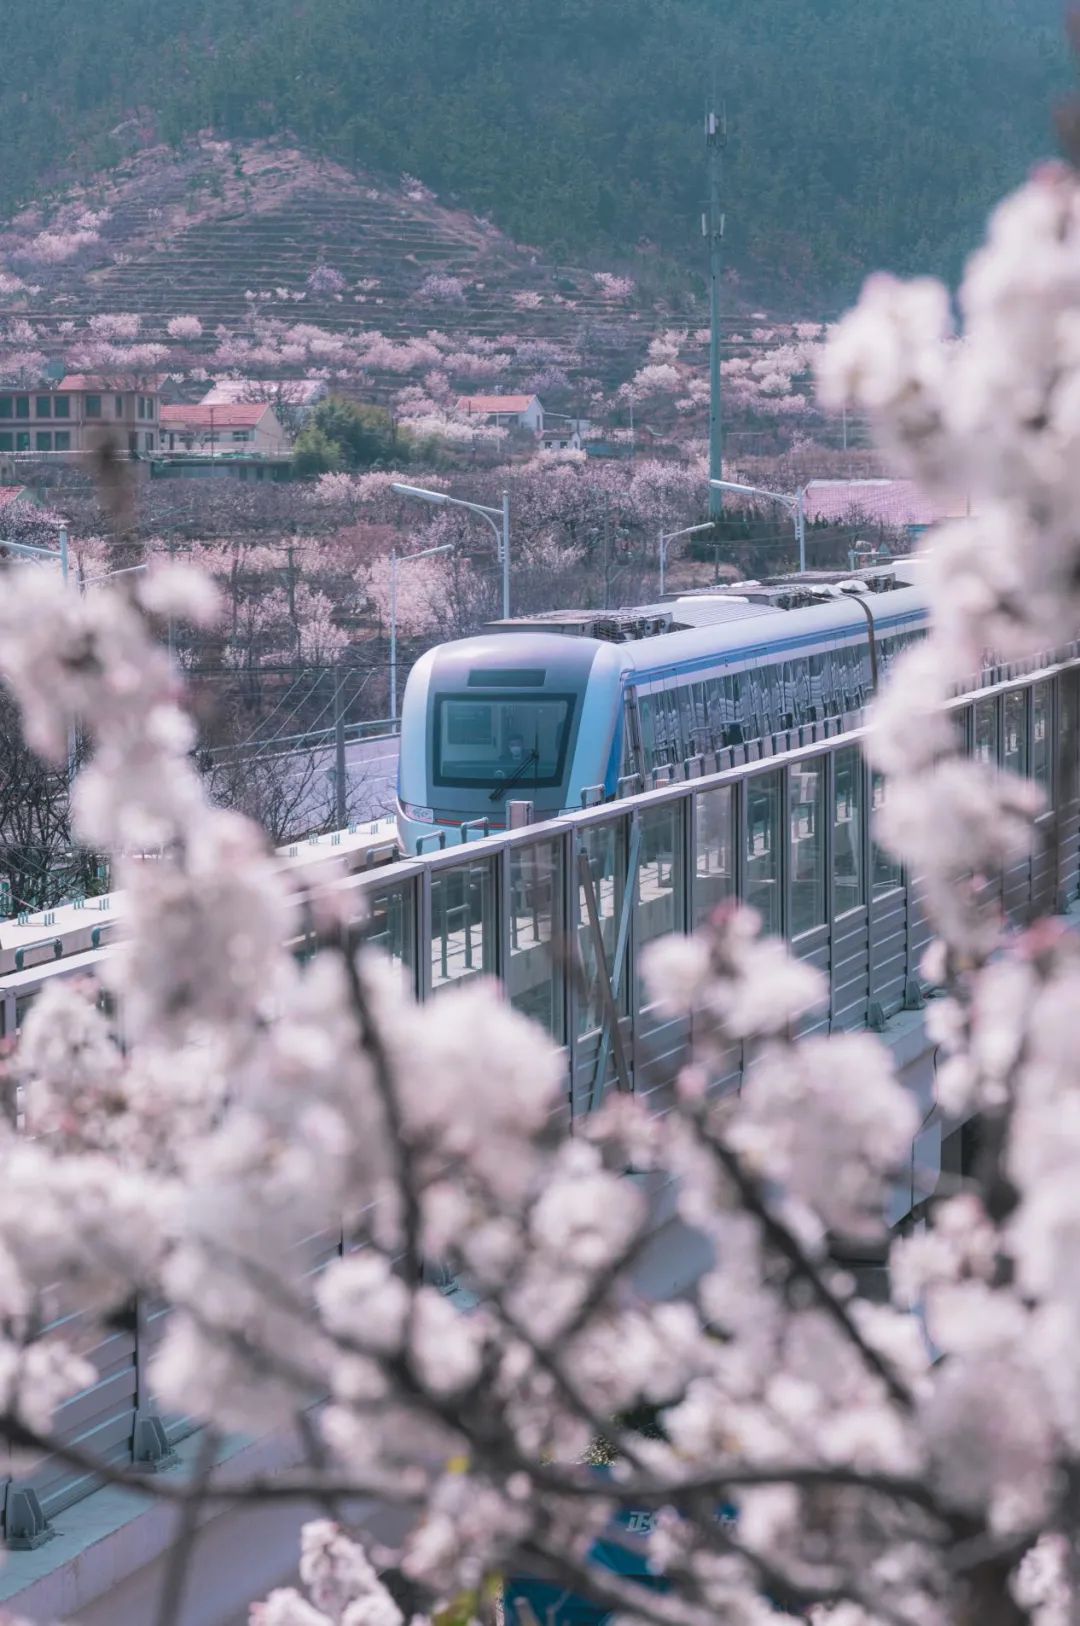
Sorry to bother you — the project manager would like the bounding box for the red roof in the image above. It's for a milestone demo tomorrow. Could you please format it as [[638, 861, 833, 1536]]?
[[0, 487, 26, 509], [160, 403, 272, 428], [457, 394, 536, 415], [802, 479, 969, 528]]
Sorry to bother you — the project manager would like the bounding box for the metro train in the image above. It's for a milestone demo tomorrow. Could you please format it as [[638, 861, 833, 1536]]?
[[396, 573, 931, 853]]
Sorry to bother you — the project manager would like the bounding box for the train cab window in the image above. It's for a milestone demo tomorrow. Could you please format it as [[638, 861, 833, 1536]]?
[[833, 746, 864, 916], [433, 693, 574, 790], [1003, 689, 1028, 779], [1032, 682, 1052, 790], [790, 757, 826, 936], [871, 771, 903, 898], [745, 770, 782, 936]]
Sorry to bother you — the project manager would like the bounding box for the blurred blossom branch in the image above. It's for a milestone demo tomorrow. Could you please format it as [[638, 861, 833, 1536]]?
[[6, 159, 1080, 1626]]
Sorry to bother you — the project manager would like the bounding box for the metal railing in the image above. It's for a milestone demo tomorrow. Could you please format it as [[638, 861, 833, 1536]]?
[[2, 654, 1078, 1546]]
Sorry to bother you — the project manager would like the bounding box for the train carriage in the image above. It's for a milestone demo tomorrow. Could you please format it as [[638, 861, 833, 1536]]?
[[397, 575, 930, 854]]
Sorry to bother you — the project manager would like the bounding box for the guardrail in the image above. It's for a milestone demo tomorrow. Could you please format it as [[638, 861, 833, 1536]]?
[[206, 716, 401, 761], [3, 655, 1078, 1546]]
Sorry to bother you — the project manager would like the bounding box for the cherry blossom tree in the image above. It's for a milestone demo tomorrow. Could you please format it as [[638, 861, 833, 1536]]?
[[6, 161, 1080, 1626], [307, 264, 348, 300]]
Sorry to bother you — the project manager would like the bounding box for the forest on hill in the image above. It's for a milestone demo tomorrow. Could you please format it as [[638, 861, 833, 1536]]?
[[0, 0, 1069, 300]]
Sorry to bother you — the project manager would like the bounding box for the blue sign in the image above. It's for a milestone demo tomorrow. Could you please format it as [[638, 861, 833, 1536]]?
[[505, 1502, 735, 1626]]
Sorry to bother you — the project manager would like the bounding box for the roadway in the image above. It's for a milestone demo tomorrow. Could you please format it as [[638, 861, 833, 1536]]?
[[284, 731, 401, 827]]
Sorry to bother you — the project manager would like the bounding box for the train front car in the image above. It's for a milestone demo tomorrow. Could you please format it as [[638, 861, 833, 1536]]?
[[397, 633, 626, 854]]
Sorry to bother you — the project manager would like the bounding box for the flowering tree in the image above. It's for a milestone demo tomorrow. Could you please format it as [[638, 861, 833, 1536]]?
[[307, 264, 348, 299], [594, 271, 634, 300], [6, 163, 1080, 1626]]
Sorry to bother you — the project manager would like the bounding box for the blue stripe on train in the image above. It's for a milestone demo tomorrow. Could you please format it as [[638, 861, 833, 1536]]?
[[623, 608, 928, 690]]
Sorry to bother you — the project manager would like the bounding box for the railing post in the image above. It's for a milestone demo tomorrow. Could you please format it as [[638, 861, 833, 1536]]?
[[132, 1293, 177, 1471]]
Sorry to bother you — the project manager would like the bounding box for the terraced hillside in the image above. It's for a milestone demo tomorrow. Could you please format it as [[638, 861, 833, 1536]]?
[[4, 143, 666, 378], [0, 138, 840, 453]]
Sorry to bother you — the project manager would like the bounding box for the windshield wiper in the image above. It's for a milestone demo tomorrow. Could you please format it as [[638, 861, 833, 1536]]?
[[489, 748, 539, 802]]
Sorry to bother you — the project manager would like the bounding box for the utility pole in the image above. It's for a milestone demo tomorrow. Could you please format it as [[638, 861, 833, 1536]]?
[[333, 665, 347, 829], [706, 105, 727, 520], [286, 541, 299, 655]]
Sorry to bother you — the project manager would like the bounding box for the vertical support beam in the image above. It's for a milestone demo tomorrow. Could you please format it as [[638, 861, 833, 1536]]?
[[501, 489, 511, 622], [334, 667, 347, 829], [418, 865, 433, 1002], [576, 844, 633, 1103], [590, 818, 642, 1108], [562, 828, 577, 1107], [389, 549, 398, 720], [706, 108, 727, 519]]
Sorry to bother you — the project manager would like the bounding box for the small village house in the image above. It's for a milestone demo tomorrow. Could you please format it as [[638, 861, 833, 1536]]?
[[199, 379, 327, 423], [160, 402, 292, 457], [456, 392, 545, 433]]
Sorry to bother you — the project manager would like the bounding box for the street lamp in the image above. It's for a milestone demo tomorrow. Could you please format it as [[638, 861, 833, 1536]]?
[[658, 521, 715, 597], [392, 482, 511, 620], [708, 478, 808, 573], [390, 542, 453, 719]]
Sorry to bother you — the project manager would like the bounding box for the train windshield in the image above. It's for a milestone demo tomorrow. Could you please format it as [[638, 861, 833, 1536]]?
[[433, 692, 575, 790]]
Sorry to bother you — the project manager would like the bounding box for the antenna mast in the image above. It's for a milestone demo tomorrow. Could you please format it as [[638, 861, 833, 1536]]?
[[705, 103, 727, 518]]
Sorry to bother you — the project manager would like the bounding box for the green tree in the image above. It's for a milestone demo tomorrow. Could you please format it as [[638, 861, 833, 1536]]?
[[311, 397, 396, 469], [292, 425, 343, 478]]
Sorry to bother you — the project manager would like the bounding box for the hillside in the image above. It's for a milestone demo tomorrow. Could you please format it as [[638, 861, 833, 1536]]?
[[0, 138, 849, 457], [0, 0, 1070, 303]]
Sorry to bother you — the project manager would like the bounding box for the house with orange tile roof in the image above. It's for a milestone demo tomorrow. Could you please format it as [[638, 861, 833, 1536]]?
[[159, 401, 291, 457], [456, 393, 545, 433]]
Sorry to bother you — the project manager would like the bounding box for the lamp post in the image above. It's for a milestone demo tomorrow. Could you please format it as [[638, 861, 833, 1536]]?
[[390, 542, 453, 719], [708, 478, 808, 573], [658, 521, 715, 597], [0, 526, 69, 584], [392, 482, 511, 620]]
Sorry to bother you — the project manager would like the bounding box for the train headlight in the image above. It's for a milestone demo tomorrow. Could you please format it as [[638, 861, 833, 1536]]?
[[401, 801, 434, 823]]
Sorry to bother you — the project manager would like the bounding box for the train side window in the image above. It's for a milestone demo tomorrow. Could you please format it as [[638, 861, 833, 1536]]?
[[727, 673, 745, 742], [833, 746, 865, 915], [1003, 689, 1028, 778], [760, 665, 782, 732], [790, 757, 826, 936], [745, 770, 782, 935], [779, 662, 796, 725], [638, 695, 656, 767], [621, 709, 636, 776], [808, 654, 826, 718], [675, 686, 694, 756]]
